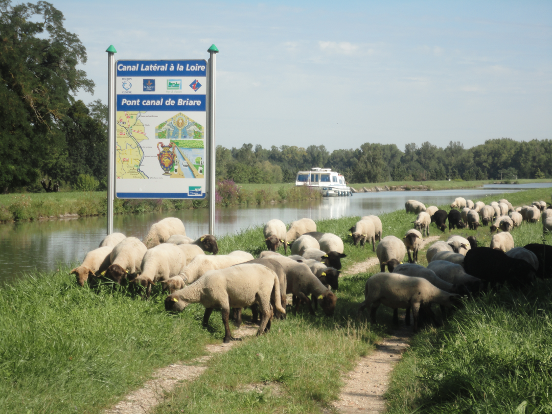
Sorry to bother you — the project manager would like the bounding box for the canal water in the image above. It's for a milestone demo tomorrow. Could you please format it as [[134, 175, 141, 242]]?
[[0, 186, 540, 285]]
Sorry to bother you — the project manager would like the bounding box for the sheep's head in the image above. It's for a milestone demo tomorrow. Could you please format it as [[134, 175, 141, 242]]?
[[482, 217, 490, 226], [386, 259, 401, 272], [447, 294, 463, 308], [71, 267, 94, 287], [106, 264, 128, 284], [500, 221, 512, 232], [318, 268, 340, 291], [457, 221, 467, 229], [404, 233, 419, 247], [471, 222, 480, 230], [161, 276, 185, 293], [452, 283, 470, 297], [265, 235, 281, 252], [490, 225, 498, 233], [467, 236, 478, 250], [199, 235, 219, 254], [164, 294, 189, 312], [351, 232, 364, 246], [322, 251, 346, 270], [439, 224, 447, 232], [320, 291, 337, 316]]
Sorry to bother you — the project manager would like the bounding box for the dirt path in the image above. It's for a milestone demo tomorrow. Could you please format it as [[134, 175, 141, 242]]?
[[104, 324, 258, 414], [332, 326, 412, 413]]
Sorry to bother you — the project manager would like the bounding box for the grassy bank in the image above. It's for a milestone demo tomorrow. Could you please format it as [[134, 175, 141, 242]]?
[[351, 178, 552, 191], [0, 188, 550, 413]]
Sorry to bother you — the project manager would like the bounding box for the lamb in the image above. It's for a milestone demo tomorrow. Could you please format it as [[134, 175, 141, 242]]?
[[499, 199, 514, 212], [285, 262, 337, 316], [72, 246, 113, 286], [464, 247, 537, 288], [520, 206, 531, 221], [301, 248, 346, 270], [461, 207, 471, 223], [318, 233, 345, 254], [166, 234, 219, 254], [526, 206, 541, 223], [533, 201, 546, 211], [350, 219, 376, 250], [505, 247, 539, 272], [509, 211, 523, 227], [490, 202, 501, 219], [165, 264, 286, 343], [523, 243, 552, 279], [357, 272, 460, 332], [99, 237, 148, 284], [490, 232, 514, 252], [263, 219, 288, 254], [177, 250, 254, 284], [450, 197, 467, 209], [376, 236, 407, 272], [431, 209, 448, 232], [286, 218, 316, 243], [413, 212, 431, 237], [448, 209, 466, 231], [543, 216, 552, 235], [467, 210, 480, 230], [480, 205, 496, 226], [425, 206, 439, 218], [143, 217, 186, 248], [99, 232, 126, 248], [474, 201, 485, 213], [466, 200, 475, 209], [490, 215, 514, 233], [426, 241, 454, 262], [360, 215, 383, 241], [405, 200, 426, 214], [290, 234, 320, 255], [448, 235, 471, 255], [403, 229, 423, 263], [431, 251, 465, 266], [427, 260, 484, 293], [498, 202, 509, 216], [542, 209, 552, 221]]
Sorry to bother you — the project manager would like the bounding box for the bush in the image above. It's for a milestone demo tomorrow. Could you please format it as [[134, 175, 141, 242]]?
[[74, 174, 99, 192]]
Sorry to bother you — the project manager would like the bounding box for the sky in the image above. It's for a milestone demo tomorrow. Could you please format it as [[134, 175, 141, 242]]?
[[24, 0, 552, 152]]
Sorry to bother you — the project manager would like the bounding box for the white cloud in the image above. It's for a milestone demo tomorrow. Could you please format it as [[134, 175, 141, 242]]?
[[318, 41, 359, 55]]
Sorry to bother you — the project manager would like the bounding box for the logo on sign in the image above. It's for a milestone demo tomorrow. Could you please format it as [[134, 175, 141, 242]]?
[[189, 79, 202, 92], [189, 186, 202, 196], [122, 80, 132, 91], [143, 79, 155, 91], [167, 79, 182, 90]]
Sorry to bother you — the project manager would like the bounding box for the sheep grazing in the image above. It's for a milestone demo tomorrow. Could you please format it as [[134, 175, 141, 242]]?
[[447, 235, 471, 255], [286, 218, 316, 243], [464, 247, 537, 289], [290, 235, 320, 256], [361, 215, 383, 241], [427, 260, 483, 294], [467, 210, 480, 230], [498, 202, 509, 216], [403, 229, 423, 263], [526, 206, 541, 223], [143, 217, 186, 248], [505, 248, 539, 272], [499, 199, 514, 212], [166, 234, 219, 254], [285, 262, 337, 316], [490, 215, 514, 233], [450, 197, 467, 209], [426, 241, 454, 262], [301, 248, 346, 270], [426, 206, 439, 218], [318, 233, 345, 254], [431, 210, 448, 232], [474, 201, 485, 213], [523, 244, 552, 279], [393, 263, 468, 296], [430, 251, 465, 266], [405, 200, 426, 214], [542, 209, 552, 221], [72, 246, 113, 286], [376, 236, 407, 272], [480, 205, 496, 226], [509, 211, 523, 227], [461, 207, 470, 222], [466, 200, 475, 209], [544, 216, 552, 235], [99, 232, 126, 248], [490, 232, 514, 252], [263, 219, 288, 254], [448, 209, 466, 231], [303, 260, 340, 291], [490, 202, 500, 218], [350, 219, 376, 250], [178, 250, 254, 285], [99, 237, 148, 284], [165, 264, 286, 343], [357, 272, 460, 332], [155, 245, 207, 293], [413, 212, 431, 237]]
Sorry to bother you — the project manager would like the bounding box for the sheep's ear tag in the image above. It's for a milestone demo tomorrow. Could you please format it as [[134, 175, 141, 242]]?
[[317, 295, 323, 300], [400, 262, 403, 264], [200, 237, 204, 242], [172, 298, 178, 302], [348, 233, 352, 236], [101, 271, 106, 276], [280, 239, 284, 243], [323, 255, 328, 258], [321, 272, 326, 276], [126, 270, 129, 274]]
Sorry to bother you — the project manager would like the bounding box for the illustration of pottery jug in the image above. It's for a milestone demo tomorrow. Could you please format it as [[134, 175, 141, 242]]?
[[157, 142, 176, 176]]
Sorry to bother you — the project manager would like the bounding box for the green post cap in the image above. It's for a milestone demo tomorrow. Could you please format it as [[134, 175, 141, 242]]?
[[207, 44, 219, 53], [106, 45, 117, 53]]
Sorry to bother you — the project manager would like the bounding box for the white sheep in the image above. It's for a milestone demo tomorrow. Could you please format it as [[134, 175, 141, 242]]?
[[425, 206, 439, 218], [460, 207, 471, 223], [405, 200, 426, 214], [447, 235, 471, 255], [509, 211, 523, 227], [542, 209, 552, 221], [263, 219, 288, 254], [505, 247, 539, 271], [166, 234, 219, 254], [376, 236, 407, 272], [467, 210, 481, 230], [159, 245, 206, 292], [427, 260, 483, 293], [301, 248, 346, 270], [450, 197, 467, 209], [490, 215, 514, 233], [99, 237, 148, 284], [474, 201, 485, 213], [72, 246, 113, 286], [426, 241, 454, 262], [498, 202, 509, 216], [544, 216, 552, 235], [490, 232, 514, 252], [143, 217, 186, 248], [286, 218, 316, 243], [393, 263, 465, 294], [165, 264, 286, 343], [99, 232, 126, 248], [350, 219, 376, 250], [413, 211, 431, 237], [430, 251, 465, 266], [526, 206, 541, 223], [291, 234, 320, 256], [285, 262, 337, 316], [319, 233, 344, 254], [178, 250, 254, 284], [360, 215, 383, 241], [403, 229, 423, 263], [357, 272, 460, 332], [466, 200, 475, 209], [490, 202, 501, 219], [480, 205, 496, 226], [499, 199, 514, 212]]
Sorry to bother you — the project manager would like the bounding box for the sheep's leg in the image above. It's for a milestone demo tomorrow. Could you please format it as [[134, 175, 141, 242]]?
[[372, 237, 375, 252], [202, 308, 214, 327], [392, 308, 399, 325], [145, 282, 152, 300], [405, 306, 411, 326], [251, 304, 260, 324], [380, 263, 386, 272], [407, 250, 413, 263], [369, 304, 379, 325], [221, 308, 239, 343], [311, 293, 318, 310], [297, 292, 313, 314], [411, 303, 420, 332], [233, 308, 242, 328], [256, 294, 272, 336], [357, 300, 367, 316], [414, 249, 418, 263]]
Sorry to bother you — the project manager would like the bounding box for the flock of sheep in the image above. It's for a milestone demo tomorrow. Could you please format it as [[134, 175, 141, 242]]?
[[71, 197, 552, 343]]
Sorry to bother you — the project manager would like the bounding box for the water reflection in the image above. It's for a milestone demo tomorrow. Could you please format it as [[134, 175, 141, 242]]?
[[1, 187, 521, 285]]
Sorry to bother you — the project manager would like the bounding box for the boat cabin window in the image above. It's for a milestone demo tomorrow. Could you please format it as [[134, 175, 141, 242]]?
[[332, 176, 337, 183], [321, 174, 330, 182], [297, 174, 309, 182]]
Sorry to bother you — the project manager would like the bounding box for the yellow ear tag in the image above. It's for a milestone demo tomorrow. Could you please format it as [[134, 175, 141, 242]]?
[[101, 271, 106, 276], [363, 234, 366, 237], [323, 255, 328, 258], [126, 270, 129, 273], [321, 272, 326, 276], [280, 239, 284, 243], [200, 237, 205, 242], [173, 298, 178, 302], [318, 295, 323, 300], [348, 233, 352, 236], [399, 262, 403, 264]]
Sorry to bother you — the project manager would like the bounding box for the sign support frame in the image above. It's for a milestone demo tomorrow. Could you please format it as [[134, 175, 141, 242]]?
[[106, 45, 117, 235], [207, 45, 219, 236]]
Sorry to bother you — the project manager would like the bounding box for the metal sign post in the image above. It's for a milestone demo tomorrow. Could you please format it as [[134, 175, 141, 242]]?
[[106, 45, 117, 235], [207, 44, 218, 236]]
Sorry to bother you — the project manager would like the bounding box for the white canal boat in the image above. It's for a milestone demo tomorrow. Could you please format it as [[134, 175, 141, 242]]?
[[295, 168, 352, 197]]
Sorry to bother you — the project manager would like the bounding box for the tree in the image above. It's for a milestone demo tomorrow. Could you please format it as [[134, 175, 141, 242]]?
[[0, 0, 94, 191]]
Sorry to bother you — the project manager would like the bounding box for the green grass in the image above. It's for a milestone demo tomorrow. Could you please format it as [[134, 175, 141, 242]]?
[[351, 178, 552, 191]]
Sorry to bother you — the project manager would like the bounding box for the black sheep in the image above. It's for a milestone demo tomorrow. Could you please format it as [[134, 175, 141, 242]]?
[[432, 209, 448, 232], [448, 209, 466, 231], [523, 243, 552, 279]]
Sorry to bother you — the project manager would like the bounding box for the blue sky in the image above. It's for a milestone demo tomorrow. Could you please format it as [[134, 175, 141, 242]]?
[[36, 1, 552, 151]]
